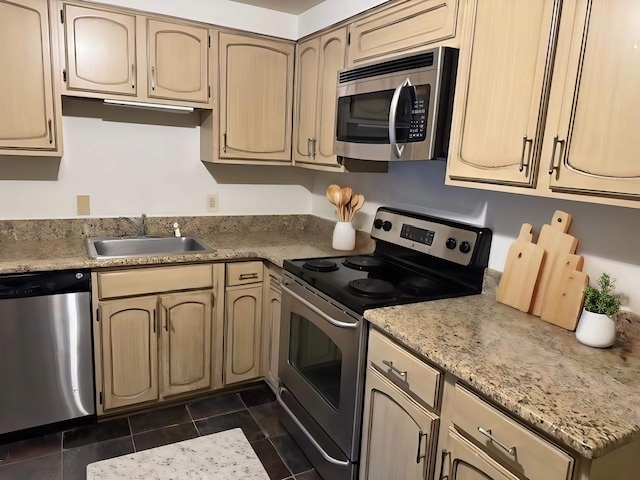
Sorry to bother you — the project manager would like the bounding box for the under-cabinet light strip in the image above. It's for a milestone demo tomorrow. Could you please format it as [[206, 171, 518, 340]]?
[[103, 99, 195, 113]]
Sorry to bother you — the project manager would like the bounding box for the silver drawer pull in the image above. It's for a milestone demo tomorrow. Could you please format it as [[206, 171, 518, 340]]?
[[416, 430, 427, 464], [478, 427, 517, 456], [382, 359, 407, 381], [239, 273, 259, 280]]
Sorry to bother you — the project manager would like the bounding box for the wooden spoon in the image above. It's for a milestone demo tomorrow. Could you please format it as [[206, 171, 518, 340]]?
[[333, 189, 344, 221], [347, 194, 365, 221], [340, 187, 353, 222], [326, 184, 340, 205]]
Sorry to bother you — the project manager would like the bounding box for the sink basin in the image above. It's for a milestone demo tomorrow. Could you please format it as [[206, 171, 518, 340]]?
[[86, 236, 215, 259]]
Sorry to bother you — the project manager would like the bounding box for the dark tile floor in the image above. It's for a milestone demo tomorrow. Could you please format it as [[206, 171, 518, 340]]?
[[0, 382, 322, 480]]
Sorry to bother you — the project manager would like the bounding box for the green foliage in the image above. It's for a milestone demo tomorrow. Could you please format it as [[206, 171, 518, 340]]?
[[583, 273, 621, 316]]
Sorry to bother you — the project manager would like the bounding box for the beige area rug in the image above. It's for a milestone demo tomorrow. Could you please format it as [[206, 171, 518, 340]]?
[[86, 428, 270, 479]]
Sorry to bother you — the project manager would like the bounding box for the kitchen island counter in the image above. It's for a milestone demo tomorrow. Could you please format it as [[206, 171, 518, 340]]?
[[364, 292, 640, 460]]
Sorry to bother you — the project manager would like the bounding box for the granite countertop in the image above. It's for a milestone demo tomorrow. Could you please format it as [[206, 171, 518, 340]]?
[[0, 215, 374, 274], [364, 294, 640, 460]]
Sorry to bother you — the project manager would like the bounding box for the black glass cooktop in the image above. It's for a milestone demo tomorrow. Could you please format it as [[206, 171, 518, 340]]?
[[284, 254, 476, 315]]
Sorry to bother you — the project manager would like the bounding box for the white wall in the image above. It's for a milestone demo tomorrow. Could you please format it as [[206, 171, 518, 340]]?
[[0, 99, 312, 219], [297, 0, 387, 38], [310, 162, 640, 313], [101, 0, 298, 39]]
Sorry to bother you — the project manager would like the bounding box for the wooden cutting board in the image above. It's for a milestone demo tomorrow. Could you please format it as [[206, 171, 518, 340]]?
[[530, 211, 579, 316], [496, 224, 545, 312], [540, 253, 589, 330]]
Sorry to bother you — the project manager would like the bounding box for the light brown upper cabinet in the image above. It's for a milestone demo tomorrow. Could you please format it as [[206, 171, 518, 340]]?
[[60, 3, 211, 106], [62, 4, 137, 96], [0, 0, 61, 155], [217, 32, 295, 164], [347, 0, 459, 67], [293, 27, 347, 171], [447, 0, 640, 207], [544, 0, 640, 199], [447, 0, 557, 188], [146, 19, 209, 103]]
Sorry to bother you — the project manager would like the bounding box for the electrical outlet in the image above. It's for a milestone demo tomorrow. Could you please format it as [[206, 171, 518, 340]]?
[[207, 193, 219, 212], [77, 195, 91, 215]]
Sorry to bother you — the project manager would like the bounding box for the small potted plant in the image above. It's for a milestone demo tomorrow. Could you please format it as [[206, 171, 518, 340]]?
[[575, 273, 622, 348]]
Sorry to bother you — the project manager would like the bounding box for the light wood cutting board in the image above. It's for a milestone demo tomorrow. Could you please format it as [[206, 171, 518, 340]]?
[[540, 253, 589, 330], [496, 224, 545, 312], [530, 210, 579, 316]]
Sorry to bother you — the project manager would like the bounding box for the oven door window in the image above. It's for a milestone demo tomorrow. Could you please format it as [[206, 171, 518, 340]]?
[[289, 312, 342, 410], [336, 85, 430, 144]]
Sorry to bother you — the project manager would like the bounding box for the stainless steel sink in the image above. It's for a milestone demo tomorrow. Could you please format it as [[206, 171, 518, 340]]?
[[86, 236, 215, 259]]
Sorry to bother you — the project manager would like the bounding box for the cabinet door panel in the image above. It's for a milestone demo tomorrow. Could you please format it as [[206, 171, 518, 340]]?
[[219, 33, 294, 161], [100, 297, 158, 410], [446, 428, 519, 480], [293, 37, 319, 162], [316, 28, 347, 165], [147, 19, 209, 103], [225, 285, 263, 384], [549, 0, 640, 197], [64, 5, 136, 95], [348, 0, 458, 66], [263, 274, 282, 389], [0, 0, 57, 150], [360, 368, 438, 480], [160, 292, 212, 397], [447, 0, 556, 186]]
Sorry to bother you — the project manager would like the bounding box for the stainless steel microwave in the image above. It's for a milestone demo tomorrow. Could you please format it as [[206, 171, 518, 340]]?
[[335, 46, 458, 163]]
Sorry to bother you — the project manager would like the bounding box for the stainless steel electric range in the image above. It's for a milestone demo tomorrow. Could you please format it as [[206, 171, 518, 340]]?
[[277, 207, 492, 480]]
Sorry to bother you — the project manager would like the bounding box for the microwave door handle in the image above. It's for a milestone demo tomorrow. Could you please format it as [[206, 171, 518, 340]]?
[[389, 78, 412, 159]]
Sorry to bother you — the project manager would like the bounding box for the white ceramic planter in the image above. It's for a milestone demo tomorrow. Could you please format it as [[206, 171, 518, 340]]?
[[332, 222, 356, 251], [575, 309, 616, 348]]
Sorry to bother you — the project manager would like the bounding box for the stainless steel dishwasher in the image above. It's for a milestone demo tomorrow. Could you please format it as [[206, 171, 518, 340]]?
[[0, 270, 95, 435]]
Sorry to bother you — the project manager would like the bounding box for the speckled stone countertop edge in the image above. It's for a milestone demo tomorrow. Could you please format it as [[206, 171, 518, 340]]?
[[364, 295, 640, 460]]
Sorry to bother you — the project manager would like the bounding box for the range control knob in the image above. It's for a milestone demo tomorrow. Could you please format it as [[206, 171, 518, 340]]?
[[373, 219, 383, 229], [446, 238, 457, 250], [382, 221, 393, 232], [459, 241, 472, 254]]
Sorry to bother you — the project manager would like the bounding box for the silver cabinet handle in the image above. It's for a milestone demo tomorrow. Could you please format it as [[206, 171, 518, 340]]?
[[151, 66, 156, 90], [307, 138, 313, 157], [239, 273, 259, 280], [548, 135, 565, 176], [519, 136, 533, 173], [131, 64, 136, 89], [389, 77, 413, 159], [382, 359, 407, 381], [478, 427, 517, 456], [223, 132, 227, 153], [47, 119, 53, 144], [277, 387, 349, 467], [416, 430, 427, 464], [438, 449, 449, 480]]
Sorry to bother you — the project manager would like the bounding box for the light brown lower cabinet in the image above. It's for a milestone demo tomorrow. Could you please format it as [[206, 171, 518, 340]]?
[[262, 264, 282, 389], [225, 262, 264, 385], [99, 290, 214, 411], [359, 367, 439, 480]]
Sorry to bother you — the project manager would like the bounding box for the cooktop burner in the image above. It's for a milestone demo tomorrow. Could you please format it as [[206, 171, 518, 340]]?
[[348, 278, 395, 297], [399, 276, 440, 296], [343, 256, 385, 271], [303, 259, 339, 272]]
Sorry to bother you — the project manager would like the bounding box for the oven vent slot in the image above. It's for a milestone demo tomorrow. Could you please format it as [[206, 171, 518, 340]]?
[[339, 52, 434, 83]]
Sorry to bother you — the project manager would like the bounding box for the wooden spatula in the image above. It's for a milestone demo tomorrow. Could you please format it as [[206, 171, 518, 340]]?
[[496, 224, 546, 312], [530, 210, 579, 316], [540, 253, 589, 330]]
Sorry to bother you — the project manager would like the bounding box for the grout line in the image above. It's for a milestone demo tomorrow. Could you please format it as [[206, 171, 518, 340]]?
[[127, 417, 137, 453], [185, 404, 201, 437], [268, 436, 296, 479]]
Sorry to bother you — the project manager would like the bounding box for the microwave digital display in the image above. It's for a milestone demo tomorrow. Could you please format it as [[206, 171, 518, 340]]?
[[336, 85, 430, 144]]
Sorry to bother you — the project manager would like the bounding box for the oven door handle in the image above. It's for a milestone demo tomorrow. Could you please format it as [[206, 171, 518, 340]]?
[[389, 77, 412, 159], [282, 283, 359, 329], [277, 387, 350, 467]]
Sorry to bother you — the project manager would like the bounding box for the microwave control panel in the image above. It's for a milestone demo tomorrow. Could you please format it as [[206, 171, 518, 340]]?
[[408, 98, 427, 141]]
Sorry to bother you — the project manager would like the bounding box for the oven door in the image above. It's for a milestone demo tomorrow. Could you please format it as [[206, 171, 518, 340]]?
[[335, 69, 437, 162], [279, 276, 366, 460]]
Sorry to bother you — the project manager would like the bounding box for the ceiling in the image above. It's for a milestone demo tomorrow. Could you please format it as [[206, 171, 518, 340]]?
[[228, 0, 326, 14]]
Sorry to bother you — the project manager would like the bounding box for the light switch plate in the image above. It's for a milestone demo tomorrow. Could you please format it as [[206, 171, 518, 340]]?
[[77, 195, 91, 215], [207, 193, 219, 212]]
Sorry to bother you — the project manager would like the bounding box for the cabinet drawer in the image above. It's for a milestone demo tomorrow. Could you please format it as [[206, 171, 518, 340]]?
[[368, 328, 441, 410], [452, 385, 574, 480], [226, 261, 264, 286], [98, 264, 213, 299]]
